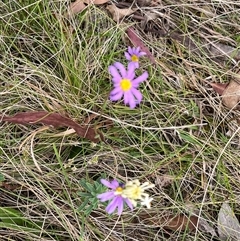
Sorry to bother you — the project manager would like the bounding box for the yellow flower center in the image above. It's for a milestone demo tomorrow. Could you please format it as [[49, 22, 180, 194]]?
[[131, 55, 139, 62], [120, 78, 132, 91], [115, 186, 123, 195]]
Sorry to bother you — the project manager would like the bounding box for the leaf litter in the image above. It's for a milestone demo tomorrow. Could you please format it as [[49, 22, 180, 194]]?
[[0, 111, 103, 143], [2, 0, 240, 240], [209, 82, 229, 96], [222, 80, 240, 110], [66, 0, 87, 15], [66, 0, 110, 16], [59, 1, 240, 236], [139, 206, 216, 236], [106, 5, 136, 22], [218, 202, 240, 241], [210, 78, 240, 110], [66, 0, 240, 65]]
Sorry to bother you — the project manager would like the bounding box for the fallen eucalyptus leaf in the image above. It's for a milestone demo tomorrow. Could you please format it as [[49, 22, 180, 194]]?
[[106, 5, 136, 22], [89, 0, 109, 5], [222, 80, 240, 110], [139, 207, 217, 237], [139, 212, 198, 231], [0, 111, 103, 143], [161, 214, 198, 231], [208, 42, 240, 62], [66, 0, 87, 16], [197, 217, 217, 237], [209, 82, 228, 96], [66, 0, 109, 16], [218, 202, 240, 240]]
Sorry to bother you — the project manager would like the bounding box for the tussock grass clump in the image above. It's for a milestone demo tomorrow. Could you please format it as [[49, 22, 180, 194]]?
[[1, 0, 240, 240]]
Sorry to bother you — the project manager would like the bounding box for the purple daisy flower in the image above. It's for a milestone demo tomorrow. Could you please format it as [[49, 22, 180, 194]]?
[[125, 46, 146, 68], [97, 179, 133, 215], [108, 62, 148, 109]]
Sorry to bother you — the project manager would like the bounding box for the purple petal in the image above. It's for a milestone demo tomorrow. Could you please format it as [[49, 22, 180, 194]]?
[[123, 91, 137, 109], [108, 65, 122, 80], [113, 83, 120, 88], [110, 180, 120, 189], [97, 191, 115, 202], [113, 62, 127, 77], [110, 91, 123, 101], [131, 47, 136, 55], [131, 88, 142, 103], [106, 196, 123, 214], [126, 62, 136, 79], [117, 198, 124, 215], [128, 46, 133, 55], [132, 71, 148, 87], [110, 87, 122, 96], [131, 62, 139, 69], [132, 47, 140, 55], [128, 93, 137, 109], [123, 91, 131, 105], [127, 70, 135, 80], [112, 77, 121, 84], [124, 198, 133, 210], [125, 52, 131, 61], [100, 179, 119, 189]]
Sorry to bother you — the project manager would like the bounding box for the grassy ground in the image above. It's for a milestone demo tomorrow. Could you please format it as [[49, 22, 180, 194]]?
[[1, 0, 240, 240]]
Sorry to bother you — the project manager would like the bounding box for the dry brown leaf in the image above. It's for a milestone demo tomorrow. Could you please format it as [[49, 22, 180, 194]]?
[[222, 80, 240, 110], [0, 181, 21, 191], [218, 202, 240, 240], [86, 0, 109, 5], [208, 42, 240, 62], [67, 0, 86, 15], [161, 215, 198, 231], [0, 111, 103, 143], [209, 82, 228, 96], [127, 27, 156, 64], [139, 212, 198, 231], [106, 5, 136, 22], [136, 0, 152, 6], [66, 0, 109, 16]]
